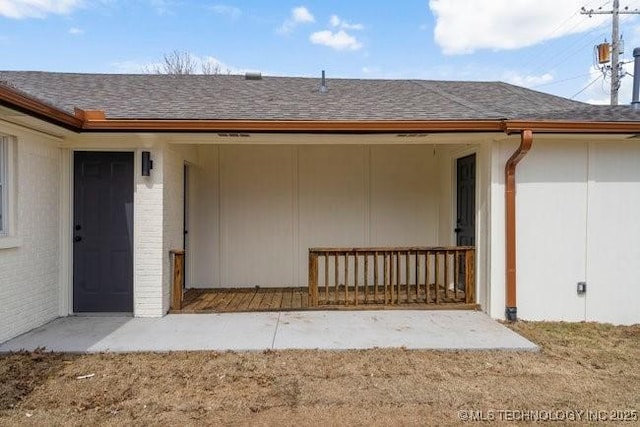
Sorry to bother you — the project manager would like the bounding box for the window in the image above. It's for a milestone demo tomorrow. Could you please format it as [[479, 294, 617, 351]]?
[[0, 136, 8, 236]]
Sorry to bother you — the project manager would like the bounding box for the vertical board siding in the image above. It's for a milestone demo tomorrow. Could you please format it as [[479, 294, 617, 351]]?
[[220, 145, 295, 286], [190, 144, 441, 288]]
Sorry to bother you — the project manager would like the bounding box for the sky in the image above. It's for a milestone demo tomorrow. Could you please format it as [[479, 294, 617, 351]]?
[[2, 0, 640, 104]]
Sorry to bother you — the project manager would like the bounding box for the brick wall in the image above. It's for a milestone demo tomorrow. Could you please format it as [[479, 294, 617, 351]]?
[[133, 147, 165, 317], [0, 130, 60, 343], [162, 146, 185, 313]]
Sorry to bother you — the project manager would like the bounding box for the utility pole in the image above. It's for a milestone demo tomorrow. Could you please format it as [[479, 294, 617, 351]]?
[[581, 0, 640, 105]]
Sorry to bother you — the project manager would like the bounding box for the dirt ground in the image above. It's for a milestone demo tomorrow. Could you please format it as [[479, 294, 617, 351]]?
[[0, 321, 639, 426]]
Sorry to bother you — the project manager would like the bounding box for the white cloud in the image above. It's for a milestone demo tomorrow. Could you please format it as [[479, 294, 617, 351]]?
[[199, 55, 243, 74], [503, 71, 554, 88], [579, 62, 635, 105], [310, 29, 362, 51], [111, 60, 151, 74], [329, 14, 363, 30], [429, 0, 610, 55], [149, 0, 179, 15], [293, 6, 314, 23], [278, 6, 315, 34], [361, 66, 380, 74], [0, 0, 83, 19], [68, 27, 84, 35], [210, 4, 241, 19]]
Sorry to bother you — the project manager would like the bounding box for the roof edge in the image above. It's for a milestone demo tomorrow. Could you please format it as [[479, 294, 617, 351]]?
[[504, 120, 640, 133], [2, 83, 640, 134], [0, 84, 82, 130]]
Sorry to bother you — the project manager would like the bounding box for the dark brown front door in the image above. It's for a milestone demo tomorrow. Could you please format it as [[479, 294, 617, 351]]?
[[73, 151, 134, 312], [456, 154, 476, 246]]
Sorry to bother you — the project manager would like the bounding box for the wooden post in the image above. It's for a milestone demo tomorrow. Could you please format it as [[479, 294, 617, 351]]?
[[334, 253, 339, 304], [465, 249, 475, 304], [434, 252, 439, 304], [324, 253, 329, 304], [344, 252, 349, 304], [383, 252, 388, 304], [444, 251, 450, 299], [415, 250, 420, 301], [309, 251, 319, 306], [454, 250, 459, 300], [364, 253, 369, 303], [170, 250, 185, 311], [354, 253, 359, 305], [374, 251, 379, 303], [425, 251, 430, 303]]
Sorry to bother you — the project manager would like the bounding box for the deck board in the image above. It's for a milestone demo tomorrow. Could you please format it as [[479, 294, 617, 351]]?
[[175, 287, 475, 313]]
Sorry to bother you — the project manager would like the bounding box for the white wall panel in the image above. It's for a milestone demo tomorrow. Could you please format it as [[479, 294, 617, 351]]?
[[190, 146, 220, 287], [515, 141, 588, 321], [190, 144, 447, 288], [370, 145, 439, 246], [220, 145, 295, 287], [298, 145, 367, 284], [586, 142, 640, 324]]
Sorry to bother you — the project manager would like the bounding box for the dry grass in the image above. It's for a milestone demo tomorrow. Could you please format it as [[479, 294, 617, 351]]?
[[0, 321, 638, 426]]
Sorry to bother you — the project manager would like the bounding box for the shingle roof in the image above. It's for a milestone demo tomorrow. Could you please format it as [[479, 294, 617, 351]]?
[[518, 104, 640, 121], [2, 70, 618, 122]]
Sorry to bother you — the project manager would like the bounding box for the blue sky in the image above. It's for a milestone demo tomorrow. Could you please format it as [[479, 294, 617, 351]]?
[[2, 0, 640, 104]]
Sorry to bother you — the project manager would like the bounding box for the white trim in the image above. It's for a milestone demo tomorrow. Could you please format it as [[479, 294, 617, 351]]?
[[183, 161, 192, 288], [0, 136, 7, 236], [60, 148, 72, 316], [0, 135, 17, 239], [292, 146, 299, 284], [0, 118, 66, 143], [0, 236, 21, 249]]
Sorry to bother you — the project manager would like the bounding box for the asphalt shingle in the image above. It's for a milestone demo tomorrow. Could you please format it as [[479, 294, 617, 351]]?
[[1, 70, 638, 122]]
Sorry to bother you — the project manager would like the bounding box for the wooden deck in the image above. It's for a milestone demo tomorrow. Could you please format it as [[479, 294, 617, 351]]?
[[173, 287, 478, 313]]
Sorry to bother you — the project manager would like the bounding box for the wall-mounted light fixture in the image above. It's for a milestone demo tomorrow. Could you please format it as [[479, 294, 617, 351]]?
[[142, 151, 153, 176]]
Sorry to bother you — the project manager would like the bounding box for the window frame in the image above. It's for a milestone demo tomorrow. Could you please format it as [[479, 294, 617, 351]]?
[[0, 135, 7, 236]]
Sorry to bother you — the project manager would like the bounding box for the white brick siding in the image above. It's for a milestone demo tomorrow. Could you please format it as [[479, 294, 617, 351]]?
[[0, 130, 60, 343], [134, 147, 165, 317], [162, 146, 185, 313]]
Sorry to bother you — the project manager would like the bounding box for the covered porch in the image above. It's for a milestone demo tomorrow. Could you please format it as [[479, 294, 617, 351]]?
[[165, 133, 491, 314]]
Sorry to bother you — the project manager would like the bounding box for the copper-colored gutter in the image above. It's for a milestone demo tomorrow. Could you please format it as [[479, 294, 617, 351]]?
[[504, 129, 533, 321], [79, 118, 504, 133], [504, 120, 640, 134], [0, 85, 83, 130]]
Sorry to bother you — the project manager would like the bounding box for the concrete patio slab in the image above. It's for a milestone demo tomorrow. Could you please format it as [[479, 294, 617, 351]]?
[[0, 310, 537, 353], [274, 310, 536, 350]]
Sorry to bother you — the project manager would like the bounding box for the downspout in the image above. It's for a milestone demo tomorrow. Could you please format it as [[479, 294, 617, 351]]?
[[504, 129, 533, 321]]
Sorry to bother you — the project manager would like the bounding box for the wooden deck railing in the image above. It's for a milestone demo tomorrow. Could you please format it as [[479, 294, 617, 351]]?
[[308, 247, 475, 307], [170, 249, 185, 311]]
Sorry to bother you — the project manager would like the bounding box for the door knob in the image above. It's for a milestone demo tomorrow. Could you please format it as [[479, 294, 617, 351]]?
[[74, 236, 82, 242], [454, 228, 462, 233]]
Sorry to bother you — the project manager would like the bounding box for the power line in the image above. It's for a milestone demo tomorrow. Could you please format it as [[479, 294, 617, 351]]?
[[518, 14, 593, 72], [571, 74, 603, 98], [581, 0, 640, 104], [516, 0, 611, 72], [531, 72, 594, 88], [531, 31, 606, 77]]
